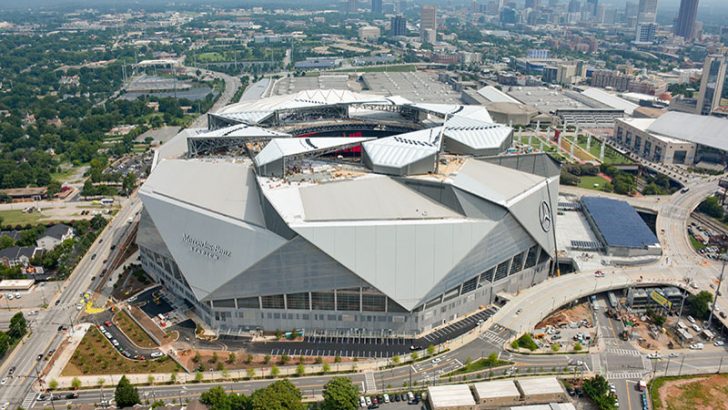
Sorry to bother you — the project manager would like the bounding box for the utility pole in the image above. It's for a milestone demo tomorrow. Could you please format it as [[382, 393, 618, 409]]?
[[679, 355, 685, 376], [665, 356, 671, 376], [708, 255, 727, 327]]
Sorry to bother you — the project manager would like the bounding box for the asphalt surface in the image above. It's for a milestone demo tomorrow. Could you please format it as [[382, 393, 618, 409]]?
[[248, 307, 499, 358]]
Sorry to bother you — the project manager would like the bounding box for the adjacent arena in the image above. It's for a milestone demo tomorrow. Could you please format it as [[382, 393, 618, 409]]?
[[137, 89, 561, 337]]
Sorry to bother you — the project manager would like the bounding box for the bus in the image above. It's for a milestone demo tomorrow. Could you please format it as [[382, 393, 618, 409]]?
[[100, 198, 114, 206]]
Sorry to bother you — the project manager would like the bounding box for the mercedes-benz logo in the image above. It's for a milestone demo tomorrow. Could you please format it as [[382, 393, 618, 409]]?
[[539, 201, 552, 232]]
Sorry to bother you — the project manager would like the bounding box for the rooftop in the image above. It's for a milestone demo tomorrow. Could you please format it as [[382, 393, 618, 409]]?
[[361, 71, 462, 104], [516, 377, 566, 396], [427, 384, 476, 408], [647, 111, 728, 152], [473, 379, 521, 399], [581, 196, 660, 250]]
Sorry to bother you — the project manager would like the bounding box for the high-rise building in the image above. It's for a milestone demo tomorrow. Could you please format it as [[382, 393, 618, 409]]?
[[348, 0, 358, 13], [371, 0, 382, 14], [525, 0, 540, 9], [696, 54, 727, 115], [568, 0, 581, 13], [586, 0, 598, 16], [420, 5, 437, 43], [674, 0, 699, 41], [390, 15, 407, 36], [635, 22, 657, 44], [637, 0, 657, 23]]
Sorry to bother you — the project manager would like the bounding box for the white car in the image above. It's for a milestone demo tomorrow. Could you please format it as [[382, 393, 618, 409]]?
[[383, 394, 390, 403], [0, 378, 7, 385], [111, 339, 120, 347], [1, 401, 9, 410], [689, 343, 705, 350], [647, 352, 661, 359], [668, 352, 679, 358], [715, 340, 725, 347], [431, 357, 442, 364], [150, 352, 164, 358], [364, 396, 371, 406], [359, 396, 366, 407]]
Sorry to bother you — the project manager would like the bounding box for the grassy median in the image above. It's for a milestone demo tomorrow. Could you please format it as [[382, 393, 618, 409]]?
[[114, 310, 157, 348]]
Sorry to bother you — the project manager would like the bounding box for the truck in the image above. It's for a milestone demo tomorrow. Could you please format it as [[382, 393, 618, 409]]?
[[638, 380, 647, 391]]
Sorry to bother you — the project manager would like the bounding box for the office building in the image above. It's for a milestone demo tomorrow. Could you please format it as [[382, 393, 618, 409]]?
[[390, 15, 407, 36], [371, 0, 382, 14], [348, 0, 358, 13], [586, 0, 599, 16], [525, 0, 540, 9], [674, 0, 699, 41], [358, 26, 381, 41], [638, 0, 657, 23], [138, 89, 559, 336], [635, 22, 657, 44], [696, 54, 727, 115], [420, 5, 437, 42]]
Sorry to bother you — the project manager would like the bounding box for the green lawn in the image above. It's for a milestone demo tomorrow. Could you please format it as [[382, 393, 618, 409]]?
[[575, 135, 633, 165], [51, 165, 83, 184], [195, 52, 226, 62], [445, 357, 511, 376], [0, 209, 43, 227], [689, 235, 706, 251], [577, 175, 610, 191]]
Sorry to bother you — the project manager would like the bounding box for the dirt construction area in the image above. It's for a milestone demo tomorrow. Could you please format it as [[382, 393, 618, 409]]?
[[536, 301, 593, 328], [654, 374, 728, 410]]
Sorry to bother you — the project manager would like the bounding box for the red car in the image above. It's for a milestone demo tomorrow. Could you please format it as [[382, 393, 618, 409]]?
[[104, 320, 112, 327]]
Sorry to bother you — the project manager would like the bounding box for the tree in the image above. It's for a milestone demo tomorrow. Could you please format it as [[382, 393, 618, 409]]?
[[8, 312, 27, 340], [48, 379, 59, 390], [227, 352, 236, 364], [114, 375, 140, 408], [698, 196, 724, 219], [0, 332, 10, 357], [200, 386, 229, 410], [688, 290, 713, 320], [71, 377, 82, 390], [251, 380, 303, 410], [246, 367, 256, 379], [411, 352, 419, 361], [583, 375, 616, 410], [270, 365, 280, 378], [321, 377, 359, 410], [296, 363, 305, 377], [322, 362, 331, 374], [193, 351, 202, 363], [392, 355, 400, 365], [426, 344, 436, 357], [147, 375, 155, 386], [211, 352, 219, 364], [195, 371, 204, 382], [0, 235, 14, 250]]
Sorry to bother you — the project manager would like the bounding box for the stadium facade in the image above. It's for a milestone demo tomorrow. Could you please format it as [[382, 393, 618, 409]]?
[[137, 89, 560, 337]]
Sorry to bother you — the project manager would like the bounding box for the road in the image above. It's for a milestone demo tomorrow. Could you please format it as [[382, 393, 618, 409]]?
[[0, 62, 246, 409], [0, 196, 142, 409]]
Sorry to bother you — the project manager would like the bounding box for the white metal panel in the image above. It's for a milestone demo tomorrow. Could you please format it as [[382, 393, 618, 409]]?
[[294, 219, 492, 310], [140, 191, 287, 300]]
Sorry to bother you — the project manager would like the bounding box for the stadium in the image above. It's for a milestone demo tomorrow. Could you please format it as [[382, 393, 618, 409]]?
[[137, 89, 561, 337]]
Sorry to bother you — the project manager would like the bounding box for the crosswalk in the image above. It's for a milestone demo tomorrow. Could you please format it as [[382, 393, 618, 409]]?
[[479, 330, 507, 346], [21, 391, 35, 409], [607, 370, 646, 380], [364, 372, 377, 393], [606, 348, 642, 357]]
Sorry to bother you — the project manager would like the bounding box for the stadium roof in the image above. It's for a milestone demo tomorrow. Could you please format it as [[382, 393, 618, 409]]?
[[647, 111, 728, 151], [218, 89, 391, 115], [581, 196, 659, 249], [195, 124, 291, 139], [443, 116, 512, 150], [452, 159, 546, 207], [254, 137, 373, 168], [362, 128, 442, 173], [299, 176, 461, 221]]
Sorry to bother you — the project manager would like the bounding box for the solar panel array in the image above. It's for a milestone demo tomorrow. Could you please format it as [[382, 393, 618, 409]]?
[[570, 240, 602, 251], [581, 196, 659, 249]]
